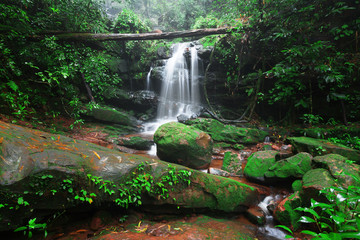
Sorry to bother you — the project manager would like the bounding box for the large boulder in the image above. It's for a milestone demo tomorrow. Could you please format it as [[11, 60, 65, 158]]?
[[0, 121, 257, 232], [265, 152, 313, 179], [185, 118, 268, 144], [86, 105, 138, 126], [117, 136, 153, 150], [313, 154, 360, 187], [301, 168, 336, 203], [288, 137, 360, 162], [244, 150, 278, 182], [154, 122, 213, 169]]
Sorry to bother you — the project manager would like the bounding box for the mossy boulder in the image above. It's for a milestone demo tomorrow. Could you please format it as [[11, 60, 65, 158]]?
[[302, 168, 336, 189], [301, 168, 336, 202], [185, 118, 268, 144], [288, 137, 360, 162], [274, 192, 302, 230], [244, 151, 278, 181], [158, 170, 258, 213], [118, 136, 153, 150], [264, 152, 313, 179], [154, 122, 213, 169], [222, 151, 242, 175], [313, 154, 360, 187], [86, 105, 138, 126]]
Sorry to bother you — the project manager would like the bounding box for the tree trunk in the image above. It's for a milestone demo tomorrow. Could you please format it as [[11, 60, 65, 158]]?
[[32, 28, 231, 41]]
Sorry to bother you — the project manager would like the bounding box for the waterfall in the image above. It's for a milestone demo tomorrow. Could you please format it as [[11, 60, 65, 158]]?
[[146, 67, 152, 91], [191, 46, 200, 106], [156, 42, 201, 120], [143, 42, 202, 134]]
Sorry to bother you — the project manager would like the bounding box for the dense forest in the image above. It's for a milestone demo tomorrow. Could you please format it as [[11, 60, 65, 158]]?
[[1, 0, 360, 239], [1, 0, 359, 126]]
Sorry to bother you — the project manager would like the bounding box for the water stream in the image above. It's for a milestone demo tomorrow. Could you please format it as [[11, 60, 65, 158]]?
[[258, 195, 287, 240], [143, 42, 203, 134]]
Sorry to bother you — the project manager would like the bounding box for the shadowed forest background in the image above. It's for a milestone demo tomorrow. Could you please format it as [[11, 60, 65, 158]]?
[[1, 0, 360, 240]]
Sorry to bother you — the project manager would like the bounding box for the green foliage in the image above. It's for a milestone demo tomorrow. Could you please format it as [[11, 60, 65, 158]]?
[[113, 9, 151, 33], [209, 0, 360, 122], [297, 174, 360, 239], [277, 173, 360, 239], [14, 218, 47, 239], [301, 114, 323, 126], [0, 1, 120, 123], [328, 134, 360, 151], [192, 15, 221, 29], [86, 163, 192, 208]]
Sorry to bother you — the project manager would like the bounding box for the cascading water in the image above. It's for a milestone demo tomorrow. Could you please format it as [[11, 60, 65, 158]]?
[[257, 195, 287, 240], [157, 42, 201, 120], [143, 42, 202, 134], [146, 67, 152, 91]]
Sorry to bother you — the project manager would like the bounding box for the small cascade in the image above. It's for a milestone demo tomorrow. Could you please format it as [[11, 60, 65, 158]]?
[[146, 67, 153, 91], [143, 42, 203, 134], [257, 195, 287, 240], [190, 46, 200, 106]]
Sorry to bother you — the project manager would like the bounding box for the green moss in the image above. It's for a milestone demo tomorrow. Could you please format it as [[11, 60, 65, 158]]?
[[222, 151, 242, 175], [244, 151, 278, 179], [292, 180, 303, 192], [154, 122, 213, 169], [302, 168, 336, 188], [186, 118, 268, 144], [177, 171, 257, 212], [275, 192, 302, 230], [265, 152, 312, 179], [288, 136, 360, 162], [313, 154, 360, 187]]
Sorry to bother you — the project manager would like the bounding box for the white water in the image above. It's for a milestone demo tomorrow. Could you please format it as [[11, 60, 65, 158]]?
[[146, 67, 152, 91], [143, 42, 202, 134], [257, 195, 287, 240]]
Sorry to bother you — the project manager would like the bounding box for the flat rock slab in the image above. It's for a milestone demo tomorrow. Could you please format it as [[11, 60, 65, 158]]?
[[0, 121, 258, 231], [288, 137, 360, 162]]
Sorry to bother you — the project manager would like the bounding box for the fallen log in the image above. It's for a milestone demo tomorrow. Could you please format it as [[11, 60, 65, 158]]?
[[33, 27, 231, 41]]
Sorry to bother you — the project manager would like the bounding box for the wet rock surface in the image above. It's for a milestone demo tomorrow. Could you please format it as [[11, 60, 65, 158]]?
[[154, 122, 213, 169], [0, 120, 257, 233]]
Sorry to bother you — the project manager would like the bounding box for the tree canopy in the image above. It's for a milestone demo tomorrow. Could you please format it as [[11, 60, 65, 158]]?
[[0, 0, 359, 125]]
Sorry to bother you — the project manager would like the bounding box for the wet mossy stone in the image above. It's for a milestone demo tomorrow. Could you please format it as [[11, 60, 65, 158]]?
[[161, 170, 258, 213], [118, 136, 153, 150], [302, 168, 336, 189], [154, 122, 213, 169], [313, 154, 360, 187], [86, 105, 138, 126], [301, 168, 336, 204], [222, 151, 242, 175], [185, 118, 268, 144], [264, 152, 312, 179], [292, 180, 303, 192], [288, 136, 360, 162], [274, 192, 302, 230], [244, 151, 278, 181]]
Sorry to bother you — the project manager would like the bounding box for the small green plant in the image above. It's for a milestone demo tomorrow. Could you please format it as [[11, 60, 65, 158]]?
[[328, 134, 360, 151], [14, 218, 47, 239], [301, 114, 323, 126], [315, 146, 327, 155]]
